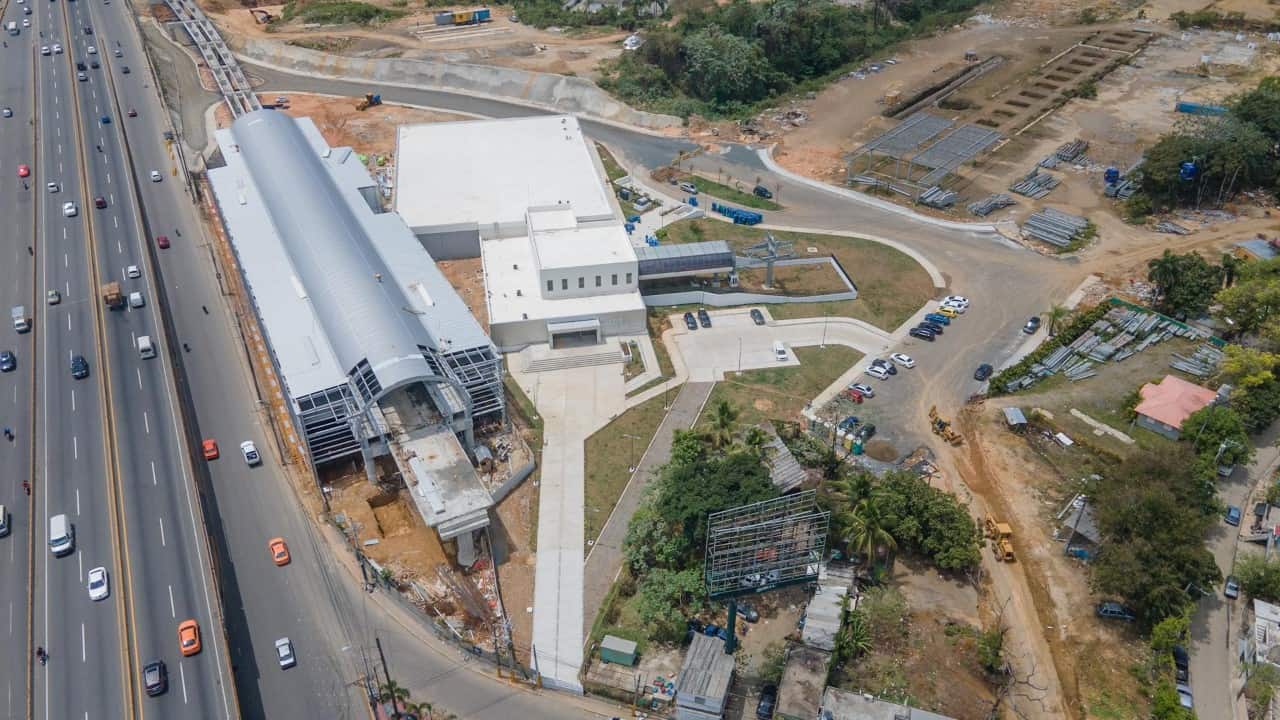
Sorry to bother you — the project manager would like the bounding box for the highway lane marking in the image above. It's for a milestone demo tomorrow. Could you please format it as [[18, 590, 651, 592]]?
[[63, 228, 67, 239], [150, 461, 156, 486], [71, 388, 75, 412], [167, 586, 174, 618], [143, 411, 149, 434], [106, 172, 110, 184], [76, 489, 80, 516], [66, 314, 70, 331], [77, 553, 82, 583], [7, 602, 10, 635], [113, 216, 118, 230], [136, 368, 141, 389], [73, 435, 77, 459], [81, 623, 85, 663], [116, 239, 121, 253], [179, 662, 187, 703], [159, 517, 165, 547]]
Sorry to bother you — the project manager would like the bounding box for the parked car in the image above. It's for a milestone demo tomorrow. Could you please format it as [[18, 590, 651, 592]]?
[[750, 308, 765, 326], [679, 181, 698, 195], [737, 603, 759, 623], [849, 383, 874, 398], [923, 312, 951, 326], [1095, 601, 1136, 622], [753, 184, 773, 199], [1176, 684, 1194, 711], [974, 363, 993, 381], [683, 312, 697, 331], [909, 327, 935, 342], [1225, 575, 1240, 599], [890, 353, 914, 368], [1172, 645, 1189, 683], [756, 683, 778, 719], [1226, 505, 1242, 526], [838, 416, 860, 431], [1023, 316, 1042, 334], [857, 423, 876, 440], [865, 365, 889, 381], [697, 308, 711, 328], [942, 295, 970, 308], [871, 358, 897, 375], [919, 321, 944, 335]]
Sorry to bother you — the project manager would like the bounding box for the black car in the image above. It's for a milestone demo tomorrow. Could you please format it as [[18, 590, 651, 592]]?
[[756, 683, 778, 719], [697, 308, 711, 328], [753, 184, 773, 199], [1023, 316, 1042, 334], [974, 363, 993, 381], [70, 355, 89, 379], [857, 423, 876, 440], [121, 66, 130, 74], [1095, 601, 1136, 622], [750, 308, 765, 326], [90, 59, 99, 68], [143, 660, 168, 696], [76, 61, 87, 71], [0, 351, 14, 372], [919, 321, 944, 335], [683, 312, 698, 331], [909, 327, 935, 341], [1172, 645, 1189, 683]]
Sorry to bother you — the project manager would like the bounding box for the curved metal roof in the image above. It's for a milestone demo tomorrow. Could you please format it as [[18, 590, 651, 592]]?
[[231, 109, 433, 395]]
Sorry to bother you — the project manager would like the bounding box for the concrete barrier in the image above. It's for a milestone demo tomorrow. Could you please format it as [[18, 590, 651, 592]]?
[[231, 37, 684, 130], [644, 289, 857, 307]]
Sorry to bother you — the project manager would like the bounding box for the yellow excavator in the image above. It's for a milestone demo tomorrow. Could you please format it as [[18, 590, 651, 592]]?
[[928, 405, 963, 446], [355, 93, 383, 111]]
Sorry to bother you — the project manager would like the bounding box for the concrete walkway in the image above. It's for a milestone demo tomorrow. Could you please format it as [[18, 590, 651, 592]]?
[[581, 381, 714, 640]]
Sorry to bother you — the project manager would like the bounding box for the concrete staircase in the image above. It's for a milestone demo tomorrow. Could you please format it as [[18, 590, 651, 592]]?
[[523, 350, 626, 373]]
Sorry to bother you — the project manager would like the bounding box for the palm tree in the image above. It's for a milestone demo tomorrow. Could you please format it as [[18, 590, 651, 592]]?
[[741, 426, 769, 456], [1147, 250, 1182, 302], [1045, 304, 1069, 337], [705, 399, 740, 450], [844, 499, 897, 571], [403, 701, 434, 720], [379, 680, 411, 718], [1221, 252, 1241, 288]]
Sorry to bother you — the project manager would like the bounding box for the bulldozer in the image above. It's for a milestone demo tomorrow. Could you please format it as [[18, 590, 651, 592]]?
[[928, 405, 963, 446], [355, 93, 383, 111], [984, 515, 1015, 562]]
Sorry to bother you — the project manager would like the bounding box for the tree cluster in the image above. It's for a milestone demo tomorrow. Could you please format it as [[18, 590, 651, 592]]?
[[1145, 249, 1228, 319], [1131, 77, 1280, 212]]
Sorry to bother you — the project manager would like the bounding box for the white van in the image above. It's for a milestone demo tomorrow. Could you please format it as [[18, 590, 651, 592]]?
[[11, 306, 30, 333], [0, 505, 9, 538], [773, 341, 788, 362], [137, 335, 155, 359], [6, 21, 18, 36], [49, 514, 74, 556]]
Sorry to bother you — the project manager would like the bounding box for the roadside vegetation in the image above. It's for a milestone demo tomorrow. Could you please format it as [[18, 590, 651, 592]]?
[[699, 346, 862, 429], [280, 0, 404, 25], [685, 175, 781, 210], [1126, 78, 1280, 221], [598, 0, 983, 118]]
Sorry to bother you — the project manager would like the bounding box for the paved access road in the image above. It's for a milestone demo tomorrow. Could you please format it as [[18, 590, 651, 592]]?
[[0, 5, 37, 717]]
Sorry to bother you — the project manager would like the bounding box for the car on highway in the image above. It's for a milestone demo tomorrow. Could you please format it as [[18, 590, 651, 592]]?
[[1023, 316, 1041, 334], [908, 327, 935, 341], [46, 181, 57, 192], [276, 637, 297, 669], [753, 184, 773, 199], [1225, 575, 1240, 599], [83, 25, 92, 34], [46, 290, 60, 305], [86, 45, 96, 54], [871, 358, 896, 375], [890, 353, 914, 368], [202, 438, 220, 460], [678, 181, 698, 195], [127, 108, 137, 117], [2, 107, 11, 117], [114, 48, 123, 57], [974, 363, 994, 381], [70, 354, 89, 379], [126, 265, 141, 279], [100, 116, 111, 125], [683, 312, 697, 331], [62, 201, 77, 217], [1095, 601, 1136, 622], [149, 170, 162, 182], [143, 660, 168, 697], [90, 59, 99, 68], [87, 566, 109, 601], [865, 365, 889, 381], [750, 308, 765, 326], [156, 234, 170, 249], [269, 537, 290, 566], [17, 164, 29, 178], [697, 308, 711, 328], [128, 291, 144, 308], [40, 45, 49, 55], [849, 383, 874, 398], [77, 61, 87, 71], [121, 66, 130, 74], [94, 196, 106, 209], [0, 351, 15, 373], [1226, 505, 1242, 526], [52, 44, 62, 54], [755, 683, 778, 719], [178, 619, 201, 656], [241, 440, 261, 466]]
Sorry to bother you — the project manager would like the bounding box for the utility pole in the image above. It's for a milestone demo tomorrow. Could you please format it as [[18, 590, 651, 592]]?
[[376, 637, 396, 717], [623, 433, 640, 473]]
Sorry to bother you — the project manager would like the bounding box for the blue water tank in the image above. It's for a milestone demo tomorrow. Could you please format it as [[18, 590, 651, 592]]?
[[1104, 167, 1120, 184], [1180, 161, 1199, 181], [689, 197, 698, 207]]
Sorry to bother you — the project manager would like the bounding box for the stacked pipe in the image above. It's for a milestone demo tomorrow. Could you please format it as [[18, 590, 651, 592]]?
[[1022, 208, 1089, 247], [918, 186, 958, 208], [967, 193, 1016, 216], [1010, 168, 1061, 199], [1055, 139, 1089, 162]]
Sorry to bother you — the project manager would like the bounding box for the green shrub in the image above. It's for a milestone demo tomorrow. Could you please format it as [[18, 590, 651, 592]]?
[[987, 304, 1109, 395], [295, 1, 404, 25]]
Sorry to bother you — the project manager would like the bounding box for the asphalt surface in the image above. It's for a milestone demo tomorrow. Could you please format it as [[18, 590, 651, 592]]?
[[0, 4, 37, 716]]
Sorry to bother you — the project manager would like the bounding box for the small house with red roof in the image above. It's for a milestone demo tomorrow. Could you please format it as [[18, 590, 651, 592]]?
[[1133, 375, 1219, 440]]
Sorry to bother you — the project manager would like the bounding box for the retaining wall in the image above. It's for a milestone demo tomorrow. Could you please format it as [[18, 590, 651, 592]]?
[[231, 37, 683, 130]]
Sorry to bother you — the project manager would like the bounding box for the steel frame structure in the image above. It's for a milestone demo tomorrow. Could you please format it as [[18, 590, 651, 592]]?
[[704, 490, 829, 600], [847, 112, 1001, 200]]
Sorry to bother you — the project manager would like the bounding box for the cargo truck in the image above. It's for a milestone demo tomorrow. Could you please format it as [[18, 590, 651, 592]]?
[[11, 306, 29, 333], [101, 281, 125, 310]]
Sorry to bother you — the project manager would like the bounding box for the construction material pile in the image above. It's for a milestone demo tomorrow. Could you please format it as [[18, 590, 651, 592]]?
[[918, 185, 958, 209], [968, 193, 1016, 216], [1022, 208, 1089, 248], [1010, 168, 1060, 199], [1054, 139, 1089, 163], [1001, 306, 1213, 392]]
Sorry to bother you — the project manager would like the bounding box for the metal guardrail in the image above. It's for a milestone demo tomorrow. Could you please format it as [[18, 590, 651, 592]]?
[[158, 0, 260, 116]]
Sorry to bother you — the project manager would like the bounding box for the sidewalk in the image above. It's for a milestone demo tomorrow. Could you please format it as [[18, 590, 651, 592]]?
[[581, 382, 715, 640]]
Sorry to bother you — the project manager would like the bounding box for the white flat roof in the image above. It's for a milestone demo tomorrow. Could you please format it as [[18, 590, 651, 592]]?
[[530, 208, 636, 271], [481, 235, 645, 328], [394, 115, 617, 234]]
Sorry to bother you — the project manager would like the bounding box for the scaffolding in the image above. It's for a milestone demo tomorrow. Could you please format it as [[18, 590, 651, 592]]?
[[704, 490, 829, 600], [847, 111, 1002, 201]]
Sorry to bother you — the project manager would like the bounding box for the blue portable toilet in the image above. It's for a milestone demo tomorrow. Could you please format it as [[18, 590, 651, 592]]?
[[1180, 161, 1199, 181], [688, 197, 698, 207], [624, 222, 635, 233], [1104, 167, 1120, 184], [627, 215, 640, 224]]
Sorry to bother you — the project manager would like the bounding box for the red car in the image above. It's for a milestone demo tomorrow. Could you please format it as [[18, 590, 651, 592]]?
[[156, 234, 170, 249], [17, 164, 30, 178], [94, 196, 107, 209], [202, 439, 219, 460], [127, 108, 137, 117]]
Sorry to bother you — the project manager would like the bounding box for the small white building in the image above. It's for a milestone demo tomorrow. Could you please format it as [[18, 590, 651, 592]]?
[[395, 115, 646, 350]]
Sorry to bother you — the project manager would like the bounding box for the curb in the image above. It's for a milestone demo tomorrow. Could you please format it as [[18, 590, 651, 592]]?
[[25, 37, 37, 720]]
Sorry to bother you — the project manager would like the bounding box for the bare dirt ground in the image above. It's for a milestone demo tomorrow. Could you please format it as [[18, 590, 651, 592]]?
[[204, 0, 628, 77], [437, 258, 490, 332], [326, 469, 453, 579], [492, 473, 538, 665]]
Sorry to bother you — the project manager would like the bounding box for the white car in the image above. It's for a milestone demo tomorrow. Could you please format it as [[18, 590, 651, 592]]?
[[86, 45, 96, 54], [46, 181, 57, 192], [240, 441, 261, 466], [88, 566, 109, 601], [126, 265, 140, 279], [52, 44, 62, 54], [849, 383, 875, 398], [128, 291, 144, 308], [942, 295, 970, 308], [1, 107, 11, 117], [865, 365, 890, 380], [275, 637, 295, 668], [890, 353, 914, 369], [40, 45, 50, 56], [22, 18, 30, 27], [62, 201, 77, 217], [150, 170, 162, 182]]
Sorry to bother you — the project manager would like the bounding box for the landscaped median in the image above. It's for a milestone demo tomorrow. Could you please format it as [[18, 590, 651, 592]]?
[[584, 393, 671, 545]]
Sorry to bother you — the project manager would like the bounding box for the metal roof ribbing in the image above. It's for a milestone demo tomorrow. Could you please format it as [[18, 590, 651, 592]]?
[[633, 240, 732, 261]]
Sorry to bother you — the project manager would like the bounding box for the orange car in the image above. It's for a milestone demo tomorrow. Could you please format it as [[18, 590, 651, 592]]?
[[178, 619, 201, 657], [269, 538, 290, 567], [202, 439, 219, 460]]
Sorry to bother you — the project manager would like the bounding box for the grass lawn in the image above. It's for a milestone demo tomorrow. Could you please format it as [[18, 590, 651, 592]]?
[[626, 312, 679, 398], [583, 393, 670, 545], [658, 219, 933, 331], [687, 174, 782, 211], [595, 142, 628, 182], [700, 345, 862, 429], [737, 263, 849, 295]]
